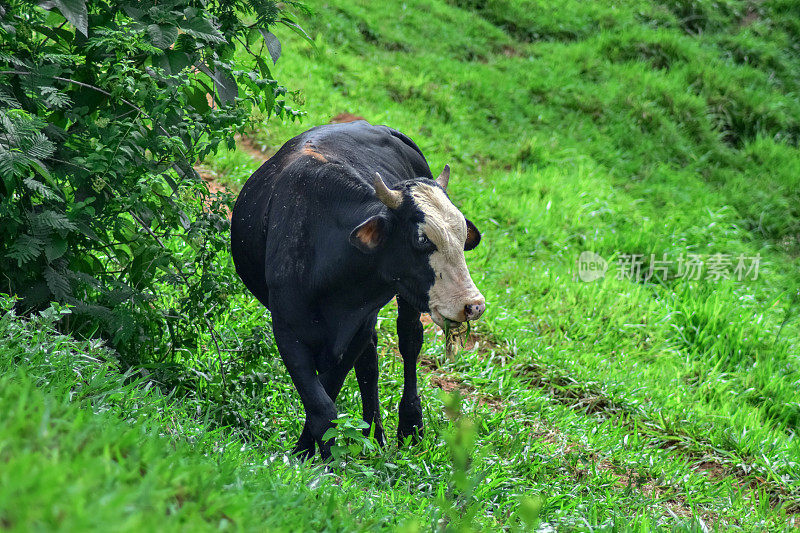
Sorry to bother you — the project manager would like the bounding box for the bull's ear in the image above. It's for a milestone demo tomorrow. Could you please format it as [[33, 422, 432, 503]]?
[[464, 219, 481, 251], [350, 215, 387, 253]]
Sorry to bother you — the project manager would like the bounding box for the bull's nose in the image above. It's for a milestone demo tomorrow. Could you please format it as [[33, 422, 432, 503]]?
[[464, 299, 486, 321]]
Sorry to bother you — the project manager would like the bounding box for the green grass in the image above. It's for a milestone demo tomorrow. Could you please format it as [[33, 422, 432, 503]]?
[[0, 302, 353, 531], [5, 0, 800, 530]]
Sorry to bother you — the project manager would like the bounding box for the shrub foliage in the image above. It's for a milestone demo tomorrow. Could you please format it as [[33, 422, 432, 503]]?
[[0, 1, 303, 360]]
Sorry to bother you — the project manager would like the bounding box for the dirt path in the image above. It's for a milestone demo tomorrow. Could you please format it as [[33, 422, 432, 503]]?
[[238, 135, 274, 162]]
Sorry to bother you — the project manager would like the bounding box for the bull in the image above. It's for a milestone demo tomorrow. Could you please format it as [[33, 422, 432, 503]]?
[[230, 121, 485, 459]]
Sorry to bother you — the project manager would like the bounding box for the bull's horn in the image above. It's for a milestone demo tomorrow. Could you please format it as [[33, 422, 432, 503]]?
[[373, 172, 403, 209], [436, 164, 450, 190]]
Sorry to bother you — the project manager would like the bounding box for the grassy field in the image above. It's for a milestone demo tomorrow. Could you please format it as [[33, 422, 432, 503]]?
[[4, 0, 800, 530]]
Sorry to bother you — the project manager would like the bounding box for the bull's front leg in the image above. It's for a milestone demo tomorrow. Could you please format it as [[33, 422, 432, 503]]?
[[355, 328, 386, 445], [396, 296, 424, 444]]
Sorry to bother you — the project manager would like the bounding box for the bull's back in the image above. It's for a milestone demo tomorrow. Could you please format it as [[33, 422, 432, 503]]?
[[230, 121, 433, 307]]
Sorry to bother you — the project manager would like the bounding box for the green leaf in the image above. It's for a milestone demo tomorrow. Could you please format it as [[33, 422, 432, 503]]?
[[279, 17, 315, 48], [110, 306, 136, 344], [112, 244, 132, 268], [158, 51, 193, 78], [128, 245, 164, 289], [330, 445, 345, 461], [167, 50, 192, 73], [42, 0, 89, 37], [151, 178, 171, 197], [7, 234, 43, 266], [215, 69, 238, 106], [259, 29, 282, 64], [35, 210, 77, 233], [211, 69, 239, 105], [147, 24, 178, 50], [26, 132, 55, 160], [255, 56, 272, 79], [23, 177, 61, 201], [44, 265, 70, 298], [197, 63, 238, 106], [112, 217, 137, 243], [0, 87, 21, 108], [44, 236, 68, 262], [75, 220, 98, 241], [217, 43, 235, 62], [120, 4, 143, 21], [180, 14, 225, 44], [185, 86, 211, 114], [246, 27, 261, 48], [31, 22, 74, 46]]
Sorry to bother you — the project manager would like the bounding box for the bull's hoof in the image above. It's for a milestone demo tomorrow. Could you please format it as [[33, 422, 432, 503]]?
[[291, 440, 315, 461], [318, 438, 334, 462], [397, 408, 424, 444], [363, 423, 387, 446], [397, 423, 424, 445], [291, 445, 315, 461], [291, 430, 316, 461], [398, 395, 423, 445]]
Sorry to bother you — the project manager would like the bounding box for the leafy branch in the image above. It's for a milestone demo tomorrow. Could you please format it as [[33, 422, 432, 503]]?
[[0, 0, 309, 362]]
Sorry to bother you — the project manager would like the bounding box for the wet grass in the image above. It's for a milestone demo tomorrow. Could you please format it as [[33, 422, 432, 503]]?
[[4, 0, 800, 530]]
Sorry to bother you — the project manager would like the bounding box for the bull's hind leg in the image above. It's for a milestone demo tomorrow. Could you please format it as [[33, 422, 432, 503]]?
[[272, 317, 337, 460], [283, 319, 376, 459], [354, 329, 386, 445], [396, 296, 424, 444]]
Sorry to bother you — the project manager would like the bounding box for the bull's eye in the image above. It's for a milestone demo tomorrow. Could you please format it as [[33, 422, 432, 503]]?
[[415, 232, 435, 252]]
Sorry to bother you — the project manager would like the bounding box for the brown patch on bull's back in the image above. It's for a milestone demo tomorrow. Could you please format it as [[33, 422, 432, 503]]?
[[279, 141, 331, 169], [330, 112, 365, 124], [300, 145, 328, 162]]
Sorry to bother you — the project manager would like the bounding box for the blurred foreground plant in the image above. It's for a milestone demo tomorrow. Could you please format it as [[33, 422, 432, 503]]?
[[436, 391, 482, 532]]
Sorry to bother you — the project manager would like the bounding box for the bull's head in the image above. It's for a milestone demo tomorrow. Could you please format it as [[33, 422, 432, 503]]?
[[349, 165, 486, 327]]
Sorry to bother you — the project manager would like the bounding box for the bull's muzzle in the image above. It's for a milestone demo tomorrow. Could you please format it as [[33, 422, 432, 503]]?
[[464, 299, 486, 321]]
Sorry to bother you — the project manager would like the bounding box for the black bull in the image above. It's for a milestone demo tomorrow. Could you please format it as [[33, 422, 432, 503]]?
[[231, 121, 485, 459]]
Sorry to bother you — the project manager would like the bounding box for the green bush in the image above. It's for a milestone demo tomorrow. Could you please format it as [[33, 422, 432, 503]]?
[[0, 0, 306, 361]]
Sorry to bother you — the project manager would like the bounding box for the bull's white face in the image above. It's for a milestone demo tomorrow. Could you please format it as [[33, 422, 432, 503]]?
[[350, 169, 486, 325], [410, 183, 485, 326]]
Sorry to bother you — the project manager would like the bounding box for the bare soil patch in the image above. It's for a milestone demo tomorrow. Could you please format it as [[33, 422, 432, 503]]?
[[238, 135, 273, 163], [330, 112, 366, 124]]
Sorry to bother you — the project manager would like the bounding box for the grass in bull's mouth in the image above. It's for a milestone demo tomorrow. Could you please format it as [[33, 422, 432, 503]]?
[[443, 318, 471, 360]]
